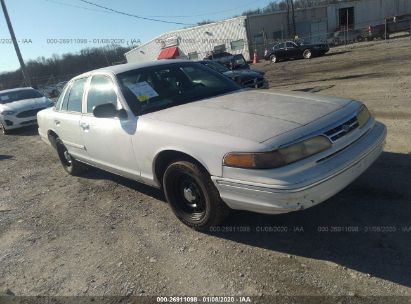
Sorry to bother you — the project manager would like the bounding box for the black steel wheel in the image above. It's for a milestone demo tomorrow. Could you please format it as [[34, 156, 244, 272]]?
[[163, 161, 229, 231], [56, 138, 85, 175]]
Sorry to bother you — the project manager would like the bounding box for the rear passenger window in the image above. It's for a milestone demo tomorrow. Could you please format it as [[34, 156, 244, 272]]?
[[87, 75, 118, 113], [55, 84, 69, 110], [63, 78, 87, 112]]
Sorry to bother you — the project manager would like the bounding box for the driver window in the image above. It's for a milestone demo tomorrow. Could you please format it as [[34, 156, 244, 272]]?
[[87, 75, 118, 113], [286, 42, 296, 48]]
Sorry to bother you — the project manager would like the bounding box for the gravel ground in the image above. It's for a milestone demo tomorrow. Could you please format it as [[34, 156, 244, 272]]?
[[1, 37, 410, 301]]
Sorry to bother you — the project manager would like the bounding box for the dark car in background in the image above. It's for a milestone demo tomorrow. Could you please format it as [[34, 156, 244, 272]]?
[[327, 29, 365, 46], [265, 41, 329, 63], [204, 52, 250, 70], [200, 60, 268, 89], [363, 14, 411, 40]]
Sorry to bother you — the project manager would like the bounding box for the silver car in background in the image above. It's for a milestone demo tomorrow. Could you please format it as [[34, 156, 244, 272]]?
[[37, 60, 386, 230], [0, 87, 54, 134]]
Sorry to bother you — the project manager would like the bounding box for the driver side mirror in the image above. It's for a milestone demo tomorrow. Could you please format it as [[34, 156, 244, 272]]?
[[93, 103, 127, 119]]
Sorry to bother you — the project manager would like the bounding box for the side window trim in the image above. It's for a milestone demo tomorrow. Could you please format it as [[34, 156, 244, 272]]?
[[55, 83, 70, 111], [61, 77, 87, 114]]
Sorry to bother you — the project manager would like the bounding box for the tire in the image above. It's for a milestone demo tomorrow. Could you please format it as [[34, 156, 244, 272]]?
[[270, 54, 277, 63], [303, 49, 312, 59], [0, 123, 9, 135], [163, 161, 229, 231], [55, 138, 85, 176]]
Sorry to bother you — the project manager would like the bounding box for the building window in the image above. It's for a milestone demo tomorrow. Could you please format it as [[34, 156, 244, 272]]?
[[230, 39, 244, 51], [213, 44, 226, 53], [188, 52, 198, 60]]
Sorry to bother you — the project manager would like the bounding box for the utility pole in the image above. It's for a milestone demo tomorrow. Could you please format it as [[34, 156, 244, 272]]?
[[0, 0, 31, 86], [290, 0, 296, 38], [286, 0, 291, 38]]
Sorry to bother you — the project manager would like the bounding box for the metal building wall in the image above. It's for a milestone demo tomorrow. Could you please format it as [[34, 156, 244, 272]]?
[[327, 0, 411, 32], [246, 6, 328, 56], [125, 16, 250, 64]]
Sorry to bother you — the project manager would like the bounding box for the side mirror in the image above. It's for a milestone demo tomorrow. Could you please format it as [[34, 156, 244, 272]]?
[[93, 103, 127, 119]]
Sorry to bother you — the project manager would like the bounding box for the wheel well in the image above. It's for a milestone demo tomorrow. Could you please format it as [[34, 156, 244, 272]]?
[[154, 150, 207, 187], [47, 130, 59, 149]]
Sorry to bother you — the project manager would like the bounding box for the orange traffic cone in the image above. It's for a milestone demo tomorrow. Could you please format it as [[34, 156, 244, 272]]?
[[253, 50, 259, 64]]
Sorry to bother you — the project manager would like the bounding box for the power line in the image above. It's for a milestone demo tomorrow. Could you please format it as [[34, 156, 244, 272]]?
[[77, 0, 195, 26], [47, 0, 269, 22], [142, 0, 268, 18], [44, 0, 114, 14]]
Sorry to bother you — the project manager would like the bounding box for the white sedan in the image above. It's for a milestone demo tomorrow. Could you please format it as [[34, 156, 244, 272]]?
[[0, 87, 54, 134], [37, 60, 386, 230]]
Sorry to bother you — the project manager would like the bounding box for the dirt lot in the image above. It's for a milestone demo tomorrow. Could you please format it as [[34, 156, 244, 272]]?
[[1, 37, 411, 300]]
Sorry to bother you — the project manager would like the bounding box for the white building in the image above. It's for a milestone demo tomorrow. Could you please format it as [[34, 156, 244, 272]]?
[[125, 16, 250, 63], [126, 0, 411, 63]]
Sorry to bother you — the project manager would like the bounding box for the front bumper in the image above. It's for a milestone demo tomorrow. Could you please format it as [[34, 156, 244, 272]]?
[[212, 122, 387, 214], [0, 115, 38, 130]]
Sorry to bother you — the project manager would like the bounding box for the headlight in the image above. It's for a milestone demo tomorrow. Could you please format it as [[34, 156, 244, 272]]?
[[357, 105, 371, 128], [223, 136, 332, 169], [1, 110, 16, 116]]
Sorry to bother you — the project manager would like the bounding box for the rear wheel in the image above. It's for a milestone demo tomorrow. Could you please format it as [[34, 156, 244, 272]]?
[[303, 49, 312, 59], [163, 161, 229, 231], [270, 54, 277, 63], [55, 138, 85, 175]]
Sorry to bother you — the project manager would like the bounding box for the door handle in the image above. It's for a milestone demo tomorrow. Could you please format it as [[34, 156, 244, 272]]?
[[54, 120, 60, 126], [80, 122, 90, 131]]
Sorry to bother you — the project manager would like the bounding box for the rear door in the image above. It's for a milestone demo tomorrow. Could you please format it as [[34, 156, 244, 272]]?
[[79, 73, 139, 179], [53, 78, 87, 160], [275, 43, 286, 59]]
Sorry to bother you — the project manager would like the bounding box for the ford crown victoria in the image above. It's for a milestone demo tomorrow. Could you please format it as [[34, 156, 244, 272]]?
[[37, 60, 386, 230]]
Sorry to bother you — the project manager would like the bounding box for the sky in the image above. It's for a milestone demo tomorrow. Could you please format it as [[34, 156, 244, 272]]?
[[0, 0, 273, 73]]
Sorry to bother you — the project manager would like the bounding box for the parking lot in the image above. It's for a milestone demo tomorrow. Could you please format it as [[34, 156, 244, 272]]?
[[1, 37, 411, 299]]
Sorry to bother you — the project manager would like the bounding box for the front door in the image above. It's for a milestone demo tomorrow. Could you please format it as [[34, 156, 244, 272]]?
[[79, 74, 139, 179]]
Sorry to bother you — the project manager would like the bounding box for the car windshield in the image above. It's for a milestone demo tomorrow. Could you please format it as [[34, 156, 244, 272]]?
[[0, 89, 43, 104], [201, 61, 230, 73], [117, 62, 240, 115]]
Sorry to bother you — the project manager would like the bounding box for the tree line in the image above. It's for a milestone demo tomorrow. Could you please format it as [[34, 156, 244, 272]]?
[[0, 45, 133, 90], [242, 0, 348, 16], [197, 0, 349, 25]]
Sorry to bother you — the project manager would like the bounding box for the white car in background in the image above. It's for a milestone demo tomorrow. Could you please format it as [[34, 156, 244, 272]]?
[[0, 87, 54, 134], [37, 60, 386, 230]]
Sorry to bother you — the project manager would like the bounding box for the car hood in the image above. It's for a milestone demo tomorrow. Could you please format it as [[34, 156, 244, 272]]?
[[145, 90, 353, 143], [0, 97, 50, 112]]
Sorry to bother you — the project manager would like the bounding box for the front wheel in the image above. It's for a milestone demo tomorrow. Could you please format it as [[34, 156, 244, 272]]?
[[163, 161, 229, 231], [303, 49, 312, 59], [56, 138, 85, 175]]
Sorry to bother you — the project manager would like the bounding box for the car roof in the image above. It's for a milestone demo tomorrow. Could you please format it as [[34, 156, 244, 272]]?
[[73, 59, 193, 80], [0, 87, 34, 94]]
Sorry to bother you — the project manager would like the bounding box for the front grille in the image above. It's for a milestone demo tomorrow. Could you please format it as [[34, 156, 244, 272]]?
[[20, 119, 37, 125], [16, 108, 45, 118], [324, 116, 359, 142]]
